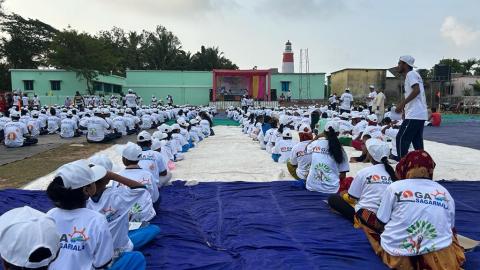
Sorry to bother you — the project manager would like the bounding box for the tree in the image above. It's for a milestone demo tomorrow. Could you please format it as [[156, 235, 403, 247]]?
[[190, 46, 238, 71], [48, 29, 120, 94], [461, 58, 477, 75], [438, 58, 465, 74], [0, 13, 58, 68]]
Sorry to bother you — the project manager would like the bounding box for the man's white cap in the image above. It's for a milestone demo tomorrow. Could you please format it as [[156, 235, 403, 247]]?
[[151, 139, 162, 151], [369, 85, 375, 89], [137, 131, 152, 142], [172, 124, 181, 130], [10, 110, 20, 117], [89, 155, 113, 171], [55, 159, 106, 189], [67, 110, 73, 116], [366, 138, 390, 162], [93, 108, 101, 114], [351, 112, 362, 119], [298, 123, 312, 133], [128, 89, 133, 93], [0, 206, 60, 268], [324, 121, 339, 132], [190, 119, 198, 125], [367, 114, 378, 122], [282, 129, 292, 138], [122, 142, 142, 161], [399, 55, 416, 68], [31, 110, 39, 117], [158, 124, 171, 133], [340, 112, 350, 119]]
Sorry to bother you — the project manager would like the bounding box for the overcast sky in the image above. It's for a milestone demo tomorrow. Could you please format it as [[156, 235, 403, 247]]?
[[4, 0, 480, 73]]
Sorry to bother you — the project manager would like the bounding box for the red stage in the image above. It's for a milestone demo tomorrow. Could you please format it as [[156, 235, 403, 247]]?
[[212, 69, 271, 101]]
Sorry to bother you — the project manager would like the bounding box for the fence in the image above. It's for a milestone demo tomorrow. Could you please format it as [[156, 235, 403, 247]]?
[[440, 96, 480, 114]]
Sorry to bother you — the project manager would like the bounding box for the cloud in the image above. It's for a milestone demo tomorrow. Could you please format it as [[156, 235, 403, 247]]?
[[440, 16, 480, 47], [255, 0, 354, 19]]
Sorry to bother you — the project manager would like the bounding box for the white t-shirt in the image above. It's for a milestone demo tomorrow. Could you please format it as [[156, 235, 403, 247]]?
[[289, 141, 312, 180], [81, 116, 109, 142], [363, 125, 383, 140], [139, 149, 167, 185], [384, 128, 399, 157], [27, 118, 40, 137], [140, 115, 153, 129], [47, 116, 61, 133], [3, 121, 27, 147], [368, 91, 377, 107], [274, 139, 295, 163], [87, 186, 151, 255], [112, 116, 127, 135], [118, 168, 159, 203], [125, 94, 137, 108], [376, 179, 455, 256], [47, 208, 114, 270], [404, 70, 428, 120], [61, 118, 78, 138], [306, 139, 349, 193], [329, 95, 337, 105], [352, 120, 368, 138], [340, 93, 353, 110], [348, 164, 393, 213]]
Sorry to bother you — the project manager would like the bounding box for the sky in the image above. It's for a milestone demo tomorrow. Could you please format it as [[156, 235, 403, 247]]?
[[4, 0, 480, 74]]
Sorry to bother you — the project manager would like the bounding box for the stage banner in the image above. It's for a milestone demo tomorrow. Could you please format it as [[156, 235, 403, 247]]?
[[217, 76, 249, 96], [252, 76, 259, 98]]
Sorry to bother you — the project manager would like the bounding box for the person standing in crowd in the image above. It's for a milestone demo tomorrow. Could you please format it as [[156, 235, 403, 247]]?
[[33, 94, 41, 108], [241, 95, 248, 113], [286, 90, 292, 102], [339, 89, 353, 114], [125, 89, 138, 114], [329, 93, 338, 111], [395, 55, 428, 159], [373, 88, 385, 123], [166, 95, 173, 106], [74, 91, 84, 110], [366, 85, 377, 113], [21, 93, 29, 108]]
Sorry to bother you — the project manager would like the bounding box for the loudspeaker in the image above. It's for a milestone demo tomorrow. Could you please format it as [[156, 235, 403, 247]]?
[[434, 65, 451, 81], [271, 89, 277, 101]]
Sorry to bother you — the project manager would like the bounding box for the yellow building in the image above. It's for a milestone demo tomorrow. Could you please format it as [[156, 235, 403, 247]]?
[[329, 68, 386, 99]]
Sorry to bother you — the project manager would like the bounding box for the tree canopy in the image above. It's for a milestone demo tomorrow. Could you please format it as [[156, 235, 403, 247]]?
[[0, 12, 238, 92]]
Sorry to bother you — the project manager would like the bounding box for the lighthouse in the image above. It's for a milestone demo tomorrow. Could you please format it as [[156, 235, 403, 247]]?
[[281, 40, 294, 73]]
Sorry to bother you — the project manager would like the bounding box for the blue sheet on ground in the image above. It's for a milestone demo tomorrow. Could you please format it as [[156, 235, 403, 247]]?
[[0, 181, 479, 270]]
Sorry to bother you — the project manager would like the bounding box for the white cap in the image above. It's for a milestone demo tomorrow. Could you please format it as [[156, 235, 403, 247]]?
[[122, 142, 142, 161], [282, 129, 292, 138], [89, 155, 113, 171], [367, 114, 378, 122], [31, 110, 39, 117], [172, 124, 181, 130], [151, 139, 162, 151], [366, 138, 390, 162], [399, 55, 416, 68], [128, 89, 133, 93], [190, 119, 198, 125], [137, 131, 152, 142], [324, 121, 339, 132], [340, 112, 350, 119], [67, 110, 73, 116], [10, 110, 20, 117], [369, 85, 375, 89], [298, 123, 312, 133], [0, 206, 60, 268], [55, 159, 106, 189], [158, 124, 171, 133]]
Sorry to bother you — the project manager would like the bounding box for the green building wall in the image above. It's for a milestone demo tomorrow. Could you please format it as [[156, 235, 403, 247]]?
[[10, 69, 126, 105], [10, 70, 326, 106], [270, 73, 326, 100], [126, 71, 211, 106]]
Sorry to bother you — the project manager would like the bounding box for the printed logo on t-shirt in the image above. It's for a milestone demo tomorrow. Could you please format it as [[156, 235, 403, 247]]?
[[394, 189, 449, 209], [366, 174, 392, 185], [400, 220, 438, 255], [313, 163, 332, 182], [100, 206, 119, 222], [312, 146, 329, 155], [280, 146, 292, 152], [60, 226, 89, 251]]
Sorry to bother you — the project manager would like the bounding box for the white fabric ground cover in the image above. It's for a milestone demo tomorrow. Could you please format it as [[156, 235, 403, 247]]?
[[24, 126, 480, 190]]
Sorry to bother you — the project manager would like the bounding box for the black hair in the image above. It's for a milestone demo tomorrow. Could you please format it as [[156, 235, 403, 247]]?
[[254, 115, 264, 126], [248, 114, 255, 124], [310, 111, 320, 131], [277, 124, 285, 134], [21, 109, 28, 116], [382, 117, 392, 125], [137, 140, 152, 148], [264, 115, 272, 124], [325, 127, 344, 164], [49, 108, 56, 116], [381, 157, 398, 181], [46, 176, 87, 210], [432, 107, 437, 113], [321, 112, 328, 119], [199, 111, 213, 127]]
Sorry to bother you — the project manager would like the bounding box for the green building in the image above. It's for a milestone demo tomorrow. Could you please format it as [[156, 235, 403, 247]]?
[[10, 69, 326, 106]]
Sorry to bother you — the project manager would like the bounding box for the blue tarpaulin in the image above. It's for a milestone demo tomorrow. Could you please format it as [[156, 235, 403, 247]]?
[[0, 181, 479, 270]]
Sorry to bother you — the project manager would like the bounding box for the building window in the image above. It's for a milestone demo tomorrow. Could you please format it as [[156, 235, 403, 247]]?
[[50, 80, 61, 91], [93, 82, 102, 92], [23, 80, 34, 91], [113, 85, 122, 94], [103, 83, 112, 93], [281, 81, 290, 92]]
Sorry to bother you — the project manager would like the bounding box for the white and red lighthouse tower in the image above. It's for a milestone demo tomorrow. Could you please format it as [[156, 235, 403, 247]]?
[[281, 40, 294, 73]]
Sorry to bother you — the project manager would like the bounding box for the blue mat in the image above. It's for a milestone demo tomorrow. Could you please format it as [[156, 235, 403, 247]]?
[[0, 181, 479, 270]]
